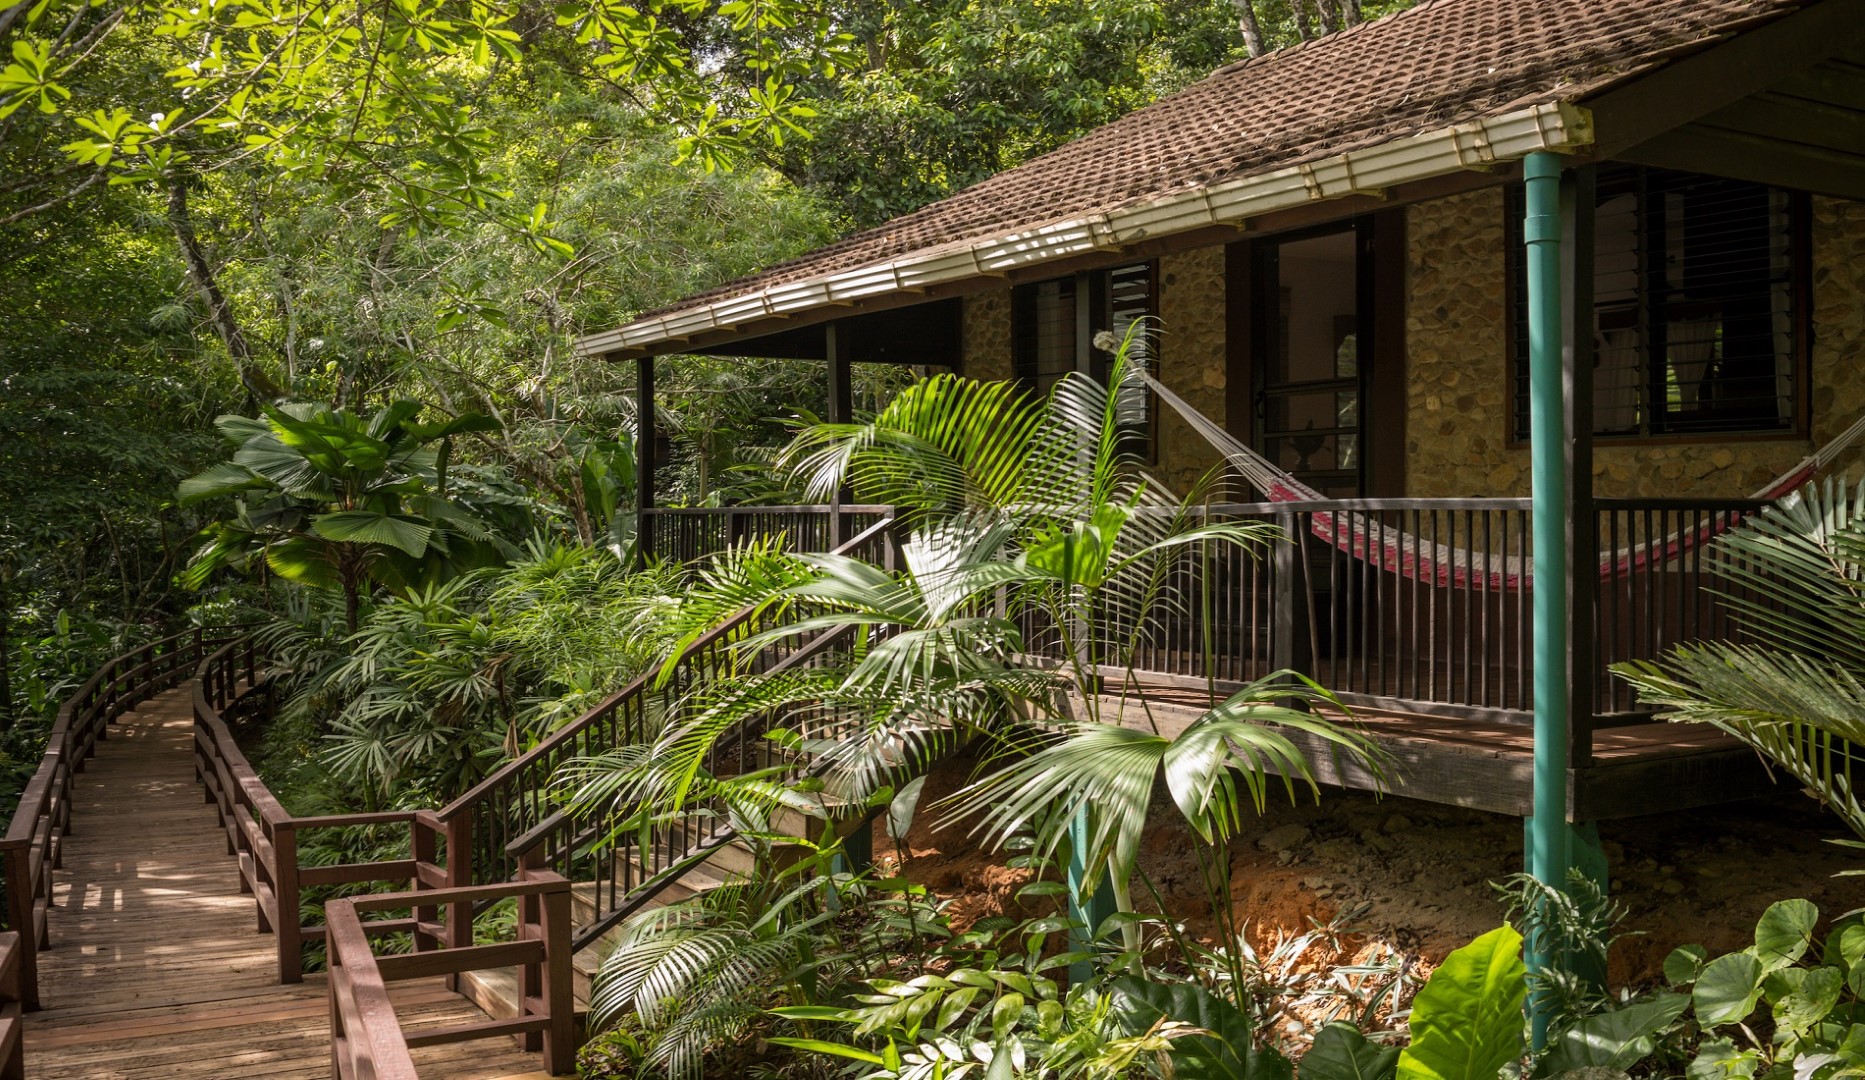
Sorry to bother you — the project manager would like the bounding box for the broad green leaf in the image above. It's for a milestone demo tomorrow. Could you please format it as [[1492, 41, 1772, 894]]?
[[1397, 925, 1527, 1080], [1773, 967, 1845, 1038], [1695, 952, 1765, 1027], [1110, 976, 1293, 1080], [177, 463, 264, 504], [1535, 993, 1689, 1076], [1822, 920, 1865, 974], [1302, 1022, 1399, 1080], [1758, 900, 1820, 972], [1688, 1037, 1761, 1080], [311, 511, 434, 556], [1667, 944, 1711, 987]]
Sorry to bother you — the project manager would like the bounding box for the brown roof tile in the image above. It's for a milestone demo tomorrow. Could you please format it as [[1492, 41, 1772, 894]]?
[[622, 0, 1805, 330]]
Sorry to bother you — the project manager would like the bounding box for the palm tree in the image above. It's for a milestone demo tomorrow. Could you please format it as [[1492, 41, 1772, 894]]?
[[178, 400, 508, 629], [567, 334, 1380, 987], [1615, 477, 1865, 844]]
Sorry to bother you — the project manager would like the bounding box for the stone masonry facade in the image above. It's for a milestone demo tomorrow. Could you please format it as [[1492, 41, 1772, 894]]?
[[957, 189, 1865, 499]]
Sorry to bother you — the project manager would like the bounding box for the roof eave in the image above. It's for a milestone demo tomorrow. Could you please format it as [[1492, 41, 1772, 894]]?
[[575, 99, 1595, 361]]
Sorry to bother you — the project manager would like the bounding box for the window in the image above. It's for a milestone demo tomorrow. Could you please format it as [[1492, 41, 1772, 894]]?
[[1012, 262, 1157, 455], [1510, 165, 1804, 439]]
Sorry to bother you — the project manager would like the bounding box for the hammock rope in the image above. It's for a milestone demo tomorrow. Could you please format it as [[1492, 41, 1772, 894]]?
[[1142, 371, 1865, 592]]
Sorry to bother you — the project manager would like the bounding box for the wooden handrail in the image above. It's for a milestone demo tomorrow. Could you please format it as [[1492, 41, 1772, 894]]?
[[191, 640, 455, 983], [0, 933, 24, 1079], [0, 626, 236, 1009], [327, 871, 576, 1080]]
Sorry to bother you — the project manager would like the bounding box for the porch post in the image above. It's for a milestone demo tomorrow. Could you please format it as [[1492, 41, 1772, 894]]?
[[826, 321, 852, 547], [635, 355, 656, 568], [1523, 151, 1570, 1048]]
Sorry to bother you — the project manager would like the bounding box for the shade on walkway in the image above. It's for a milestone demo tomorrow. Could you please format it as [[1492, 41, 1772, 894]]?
[[20, 687, 554, 1079]]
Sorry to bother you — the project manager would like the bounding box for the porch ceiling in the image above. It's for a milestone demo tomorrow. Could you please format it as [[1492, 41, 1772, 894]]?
[[1615, 47, 1865, 200]]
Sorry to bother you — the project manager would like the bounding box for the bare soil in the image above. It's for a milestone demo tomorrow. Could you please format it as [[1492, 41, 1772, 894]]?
[[871, 757, 1865, 988]]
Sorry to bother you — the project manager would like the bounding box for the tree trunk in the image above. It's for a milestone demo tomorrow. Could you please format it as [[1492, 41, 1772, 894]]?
[[1232, 0, 1266, 56], [168, 179, 285, 403], [1340, 0, 1362, 25], [1291, 0, 1314, 40]]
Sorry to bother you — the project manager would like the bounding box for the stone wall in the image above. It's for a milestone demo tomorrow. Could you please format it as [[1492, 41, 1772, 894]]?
[[956, 188, 1865, 501], [960, 290, 1015, 384], [1153, 246, 1230, 495], [1403, 189, 1865, 498]]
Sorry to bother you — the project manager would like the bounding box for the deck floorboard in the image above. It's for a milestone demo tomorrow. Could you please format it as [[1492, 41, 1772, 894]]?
[[22, 687, 555, 1079]]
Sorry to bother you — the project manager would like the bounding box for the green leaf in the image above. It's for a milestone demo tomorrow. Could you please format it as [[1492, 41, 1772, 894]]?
[[763, 1037, 886, 1065], [1109, 976, 1293, 1080], [888, 774, 926, 842], [1396, 925, 1527, 1080], [1695, 952, 1765, 1028], [311, 511, 434, 556], [1820, 919, 1865, 974], [1667, 944, 1711, 987], [1535, 993, 1689, 1076], [1302, 1022, 1399, 1080], [177, 463, 265, 504], [1688, 1037, 1761, 1080], [1758, 900, 1820, 972], [1773, 966, 1844, 1038]]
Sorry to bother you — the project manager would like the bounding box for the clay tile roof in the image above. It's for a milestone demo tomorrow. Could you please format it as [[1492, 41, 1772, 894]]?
[[607, 0, 1806, 340]]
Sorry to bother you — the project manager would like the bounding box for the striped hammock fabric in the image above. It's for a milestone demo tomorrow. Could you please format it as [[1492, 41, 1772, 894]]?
[[1142, 371, 1865, 592]]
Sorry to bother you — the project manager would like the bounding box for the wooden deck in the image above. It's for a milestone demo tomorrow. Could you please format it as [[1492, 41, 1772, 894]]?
[[21, 687, 555, 1079], [1103, 681, 1780, 820]]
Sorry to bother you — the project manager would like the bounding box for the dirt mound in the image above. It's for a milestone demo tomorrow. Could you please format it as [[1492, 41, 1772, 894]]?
[[872, 758, 1863, 987]]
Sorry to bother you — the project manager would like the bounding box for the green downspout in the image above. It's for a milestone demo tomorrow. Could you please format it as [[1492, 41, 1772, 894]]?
[[1523, 150, 1569, 1048]]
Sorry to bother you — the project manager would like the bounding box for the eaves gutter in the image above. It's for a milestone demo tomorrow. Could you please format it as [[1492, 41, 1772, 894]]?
[[575, 99, 1594, 360]]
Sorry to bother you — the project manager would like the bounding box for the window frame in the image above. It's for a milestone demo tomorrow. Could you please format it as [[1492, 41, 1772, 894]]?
[[1011, 261, 1161, 462], [1505, 165, 1813, 447]]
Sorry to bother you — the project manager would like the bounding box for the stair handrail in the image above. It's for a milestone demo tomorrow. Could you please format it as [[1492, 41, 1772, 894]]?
[[426, 513, 898, 933], [504, 614, 870, 951], [0, 625, 239, 1008]]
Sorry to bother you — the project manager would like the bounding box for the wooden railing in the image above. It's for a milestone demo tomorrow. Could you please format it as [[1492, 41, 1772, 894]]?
[[645, 504, 891, 566], [193, 639, 456, 982], [431, 514, 897, 952], [0, 933, 25, 1079], [0, 626, 233, 1008], [327, 871, 576, 1079], [1009, 495, 1774, 762]]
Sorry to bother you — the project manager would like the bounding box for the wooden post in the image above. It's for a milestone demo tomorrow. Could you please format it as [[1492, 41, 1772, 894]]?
[[517, 853, 544, 1053], [537, 876, 577, 1074], [636, 355, 657, 568], [2, 849, 35, 1011], [274, 822, 302, 983], [443, 810, 473, 992], [826, 321, 851, 549], [410, 815, 437, 954]]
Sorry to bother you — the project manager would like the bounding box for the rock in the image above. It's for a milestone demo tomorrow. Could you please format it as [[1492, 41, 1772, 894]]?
[[1316, 838, 1361, 862], [1711, 449, 1736, 469], [1257, 824, 1311, 853], [1382, 813, 1414, 834]]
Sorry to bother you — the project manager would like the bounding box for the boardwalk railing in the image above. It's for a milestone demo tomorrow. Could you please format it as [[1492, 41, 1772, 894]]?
[[0, 932, 24, 1080], [1, 627, 235, 1008], [193, 639, 458, 983], [327, 871, 576, 1079]]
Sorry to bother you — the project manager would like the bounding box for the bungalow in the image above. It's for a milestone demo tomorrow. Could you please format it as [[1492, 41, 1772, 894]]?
[[576, 0, 1865, 869]]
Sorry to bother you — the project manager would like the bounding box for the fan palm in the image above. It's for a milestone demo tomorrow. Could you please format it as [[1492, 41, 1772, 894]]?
[[178, 400, 507, 629], [1615, 477, 1865, 845]]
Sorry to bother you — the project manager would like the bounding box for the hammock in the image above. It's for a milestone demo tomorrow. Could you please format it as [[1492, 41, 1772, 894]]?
[[1143, 371, 1865, 592]]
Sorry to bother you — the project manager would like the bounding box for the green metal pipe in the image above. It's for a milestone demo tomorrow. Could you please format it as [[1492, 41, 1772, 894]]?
[[1523, 150, 1569, 1048]]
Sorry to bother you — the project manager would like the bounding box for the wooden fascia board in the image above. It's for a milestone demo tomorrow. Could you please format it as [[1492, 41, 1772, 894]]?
[[591, 168, 1511, 364], [1586, 0, 1865, 158]]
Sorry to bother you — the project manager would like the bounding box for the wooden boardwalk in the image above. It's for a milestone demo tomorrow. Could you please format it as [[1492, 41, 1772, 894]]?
[[21, 687, 555, 1079]]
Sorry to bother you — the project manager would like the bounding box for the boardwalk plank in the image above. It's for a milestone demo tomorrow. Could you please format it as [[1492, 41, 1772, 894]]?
[[23, 689, 558, 1078]]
